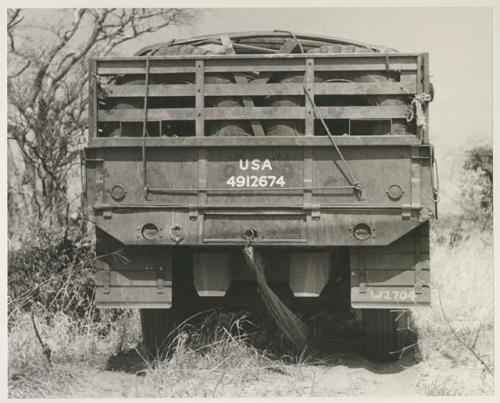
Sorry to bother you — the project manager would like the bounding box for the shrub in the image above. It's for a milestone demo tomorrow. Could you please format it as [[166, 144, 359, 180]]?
[[8, 224, 98, 325]]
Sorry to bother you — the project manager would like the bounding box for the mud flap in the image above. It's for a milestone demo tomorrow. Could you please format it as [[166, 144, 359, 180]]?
[[350, 222, 430, 309], [95, 250, 173, 308]]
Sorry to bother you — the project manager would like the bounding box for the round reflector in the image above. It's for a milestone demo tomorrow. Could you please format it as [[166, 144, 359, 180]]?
[[142, 223, 159, 240], [353, 223, 372, 241], [110, 184, 126, 201]]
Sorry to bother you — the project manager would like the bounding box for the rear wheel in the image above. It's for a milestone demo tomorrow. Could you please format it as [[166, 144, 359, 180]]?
[[140, 249, 199, 359], [362, 309, 414, 362], [140, 308, 176, 359]]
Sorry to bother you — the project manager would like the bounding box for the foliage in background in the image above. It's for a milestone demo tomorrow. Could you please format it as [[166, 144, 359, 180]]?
[[432, 144, 493, 246], [7, 224, 98, 326], [7, 8, 197, 232]]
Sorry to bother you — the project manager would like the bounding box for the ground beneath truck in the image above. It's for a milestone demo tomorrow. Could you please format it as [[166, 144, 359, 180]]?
[[65, 353, 420, 398]]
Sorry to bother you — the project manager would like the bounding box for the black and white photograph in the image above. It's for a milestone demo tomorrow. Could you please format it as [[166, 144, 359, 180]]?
[[4, 3, 496, 399]]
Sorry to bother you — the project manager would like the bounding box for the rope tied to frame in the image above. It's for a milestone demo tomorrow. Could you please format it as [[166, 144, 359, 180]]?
[[407, 92, 432, 129], [243, 242, 308, 348]]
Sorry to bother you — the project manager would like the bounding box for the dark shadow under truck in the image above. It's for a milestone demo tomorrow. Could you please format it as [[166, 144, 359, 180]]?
[[84, 31, 438, 362]]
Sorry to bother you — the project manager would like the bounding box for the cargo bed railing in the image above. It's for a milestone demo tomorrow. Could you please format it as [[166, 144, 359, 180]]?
[[91, 53, 430, 141]]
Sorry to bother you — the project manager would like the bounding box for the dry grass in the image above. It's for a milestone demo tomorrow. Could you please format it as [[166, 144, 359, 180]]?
[[8, 310, 141, 398], [412, 223, 494, 395], [8, 218, 494, 397], [8, 309, 314, 398]]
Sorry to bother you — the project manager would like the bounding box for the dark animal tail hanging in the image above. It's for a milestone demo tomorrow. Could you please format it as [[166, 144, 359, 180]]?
[[243, 245, 308, 348]]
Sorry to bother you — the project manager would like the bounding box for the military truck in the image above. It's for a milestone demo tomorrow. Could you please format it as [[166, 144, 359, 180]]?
[[84, 31, 437, 361]]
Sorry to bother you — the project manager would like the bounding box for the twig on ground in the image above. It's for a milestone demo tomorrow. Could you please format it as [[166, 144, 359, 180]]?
[[31, 311, 52, 366], [438, 292, 493, 377]]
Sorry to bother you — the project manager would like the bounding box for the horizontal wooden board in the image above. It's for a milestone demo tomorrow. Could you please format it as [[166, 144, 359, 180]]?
[[105, 81, 417, 97], [99, 63, 417, 75], [88, 135, 421, 148], [96, 55, 419, 76], [98, 105, 409, 121]]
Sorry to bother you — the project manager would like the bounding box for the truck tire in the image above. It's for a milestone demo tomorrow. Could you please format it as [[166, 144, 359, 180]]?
[[362, 309, 412, 362], [140, 249, 199, 359], [140, 308, 176, 359]]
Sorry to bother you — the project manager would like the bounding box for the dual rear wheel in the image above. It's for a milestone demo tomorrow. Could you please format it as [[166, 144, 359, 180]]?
[[140, 306, 415, 362], [362, 309, 415, 362]]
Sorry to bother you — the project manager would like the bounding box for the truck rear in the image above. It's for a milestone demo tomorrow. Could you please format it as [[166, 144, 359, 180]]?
[[84, 32, 437, 361]]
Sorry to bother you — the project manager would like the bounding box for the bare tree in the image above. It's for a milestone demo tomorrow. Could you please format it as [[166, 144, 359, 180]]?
[[7, 8, 197, 230]]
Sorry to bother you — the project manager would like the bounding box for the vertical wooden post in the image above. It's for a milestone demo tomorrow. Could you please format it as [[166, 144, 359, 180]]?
[[422, 53, 430, 144], [304, 58, 315, 137], [415, 55, 424, 142], [89, 59, 97, 138], [195, 60, 205, 137], [304, 58, 315, 221]]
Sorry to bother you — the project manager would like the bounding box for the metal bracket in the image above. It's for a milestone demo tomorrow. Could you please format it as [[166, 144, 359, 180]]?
[[189, 205, 199, 220], [304, 203, 321, 220], [96, 260, 111, 295], [414, 235, 424, 295], [156, 266, 164, 294], [355, 186, 367, 201], [103, 270, 110, 294], [402, 204, 412, 220], [359, 253, 367, 294]]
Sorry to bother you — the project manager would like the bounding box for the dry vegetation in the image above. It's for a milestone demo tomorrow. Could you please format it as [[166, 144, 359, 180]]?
[[413, 222, 494, 395], [8, 217, 494, 398], [7, 144, 494, 398]]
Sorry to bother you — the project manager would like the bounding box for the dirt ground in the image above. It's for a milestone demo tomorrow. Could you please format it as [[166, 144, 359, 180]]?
[[9, 332, 426, 398], [65, 356, 420, 398]]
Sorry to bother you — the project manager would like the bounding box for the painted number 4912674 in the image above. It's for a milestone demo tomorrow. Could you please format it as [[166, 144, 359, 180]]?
[[226, 175, 286, 188]]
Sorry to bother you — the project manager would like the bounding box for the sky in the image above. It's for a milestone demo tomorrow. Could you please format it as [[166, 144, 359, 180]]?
[[123, 7, 493, 210]]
